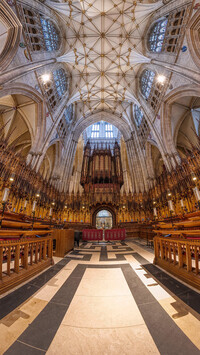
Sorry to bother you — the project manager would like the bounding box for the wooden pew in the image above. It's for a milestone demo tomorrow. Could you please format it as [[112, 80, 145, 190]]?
[[154, 235, 200, 290], [0, 236, 53, 294], [0, 230, 53, 238]]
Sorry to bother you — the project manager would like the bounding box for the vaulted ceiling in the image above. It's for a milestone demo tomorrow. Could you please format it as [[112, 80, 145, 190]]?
[[47, 0, 163, 124]]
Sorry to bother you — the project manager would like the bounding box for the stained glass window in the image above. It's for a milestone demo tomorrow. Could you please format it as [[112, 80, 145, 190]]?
[[40, 17, 60, 51], [105, 124, 113, 138], [53, 69, 68, 97], [91, 124, 100, 138], [134, 106, 144, 127], [140, 70, 155, 99], [64, 104, 73, 123], [148, 19, 168, 53]]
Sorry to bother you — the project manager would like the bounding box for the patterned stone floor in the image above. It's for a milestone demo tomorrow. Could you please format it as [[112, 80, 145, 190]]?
[[0, 240, 200, 355]]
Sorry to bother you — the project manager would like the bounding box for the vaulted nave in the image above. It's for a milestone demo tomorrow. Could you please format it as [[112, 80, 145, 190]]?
[[1, 0, 200, 353]]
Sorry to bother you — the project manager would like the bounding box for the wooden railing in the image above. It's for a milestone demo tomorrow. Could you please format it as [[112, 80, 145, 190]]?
[[0, 237, 53, 294], [154, 236, 200, 290]]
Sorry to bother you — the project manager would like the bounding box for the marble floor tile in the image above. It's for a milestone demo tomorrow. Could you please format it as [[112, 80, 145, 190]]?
[[47, 324, 159, 355], [75, 277, 131, 297], [62, 293, 144, 328], [0, 298, 47, 354], [3, 241, 200, 355]]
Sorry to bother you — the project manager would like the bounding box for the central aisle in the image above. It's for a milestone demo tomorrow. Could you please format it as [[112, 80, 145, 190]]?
[[1, 241, 200, 355], [47, 266, 158, 354]]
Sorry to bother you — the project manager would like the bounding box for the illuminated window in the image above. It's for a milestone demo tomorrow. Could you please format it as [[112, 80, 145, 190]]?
[[105, 124, 113, 138], [140, 70, 155, 100], [147, 6, 191, 54], [148, 19, 168, 53], [134, 106, 144, 127], [40, 17, 60, 51], [53, 68, 68, 98], [64, 104, 73, 123], [42, 68, 69, 111], [91, 123, 100, 138], [18, 6, 61, 52]]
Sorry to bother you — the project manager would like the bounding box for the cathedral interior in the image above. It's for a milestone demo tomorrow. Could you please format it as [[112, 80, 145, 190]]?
[[0, 0, 200, 354]]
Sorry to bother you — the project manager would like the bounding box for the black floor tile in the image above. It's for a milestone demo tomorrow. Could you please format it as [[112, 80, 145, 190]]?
[[0, 259, 70, 319], [143, 263, 200, 314], [5, 341, 45, 355], [122, 264, 200, 355], [18, 303, 67, 351]]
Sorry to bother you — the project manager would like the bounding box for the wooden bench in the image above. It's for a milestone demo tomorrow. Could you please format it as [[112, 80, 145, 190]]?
[[154, 235, 200, 290]]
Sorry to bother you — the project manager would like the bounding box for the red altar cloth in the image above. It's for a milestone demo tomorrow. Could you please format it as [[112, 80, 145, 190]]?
[[105, 229, 126, 241], [82, 229, 103, 241]]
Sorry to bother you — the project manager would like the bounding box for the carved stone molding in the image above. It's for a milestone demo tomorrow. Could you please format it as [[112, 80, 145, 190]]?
[[0, 0, 22, 71]]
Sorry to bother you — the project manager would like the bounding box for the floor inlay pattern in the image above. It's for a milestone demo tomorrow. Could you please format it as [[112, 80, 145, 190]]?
[[1, 241, 200, 354]]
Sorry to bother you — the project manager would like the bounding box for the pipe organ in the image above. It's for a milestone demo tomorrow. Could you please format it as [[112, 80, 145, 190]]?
[[80, 141, 123, 204]]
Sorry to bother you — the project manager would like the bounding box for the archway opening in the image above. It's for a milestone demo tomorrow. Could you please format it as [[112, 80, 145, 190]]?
[[96, 210, 113, 229]]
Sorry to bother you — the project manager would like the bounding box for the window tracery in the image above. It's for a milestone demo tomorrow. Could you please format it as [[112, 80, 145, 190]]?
[[64, 104, 74, 123], [148, 18, 168, 53], [40, 17, 60, 51], [164, 8, 187, 53], [139, 120, 150, 148], [53, 69, 68, 98], [91, 124, 100, 138], [134, 106, 144, 128], [17, 5, 60, 52], [140, 70, 155, 100], [147, 6, 191, 54], [57, 119, 67, 139], [140, 69, 164, 111], [105, 124, 113, 138], [42, 68, 69, 111]]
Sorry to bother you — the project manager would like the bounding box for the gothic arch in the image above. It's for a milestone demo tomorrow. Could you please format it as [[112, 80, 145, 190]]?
[[92, 205, 116, 228], [186, 9, 200, 68], [0, 0, 22, 71], [0, 84, 46, 157], [160, 84, 200, 157], [72, 111, 132, 142]]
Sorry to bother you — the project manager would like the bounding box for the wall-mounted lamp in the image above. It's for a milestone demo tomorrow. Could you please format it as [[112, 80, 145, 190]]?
[[157, 75, 166, 84], [41, 73, 50, 84]]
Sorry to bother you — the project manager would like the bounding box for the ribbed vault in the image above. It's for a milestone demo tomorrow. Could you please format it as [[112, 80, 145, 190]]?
[[46, 0, 162, 124]]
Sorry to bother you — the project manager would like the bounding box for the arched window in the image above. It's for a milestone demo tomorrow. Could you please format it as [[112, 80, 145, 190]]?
[[17, 5, 61, 52], [147, 6, 191, 54], [134, 105, 144, 127], [148, 18, 168, 52], [139, 119, 150, 148], [165, 8, 188, 53], [140, 70, 155, 100], [40, 17, 60, 51], [64, 104, 74, 123], [53, 69, 68, 98], [91, 124, 100, 138], [42, 68, 69, 111], [105, 124, 113, 138], [140, 69, 165, 111]]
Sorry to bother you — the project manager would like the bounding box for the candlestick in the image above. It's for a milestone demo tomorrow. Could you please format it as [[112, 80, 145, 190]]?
[[2, 188, 9, 202], [32, 200, 37, 212], [193, 186, 200, 201], [180, 199, 184, 208], [168, 200, 174, 211]]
